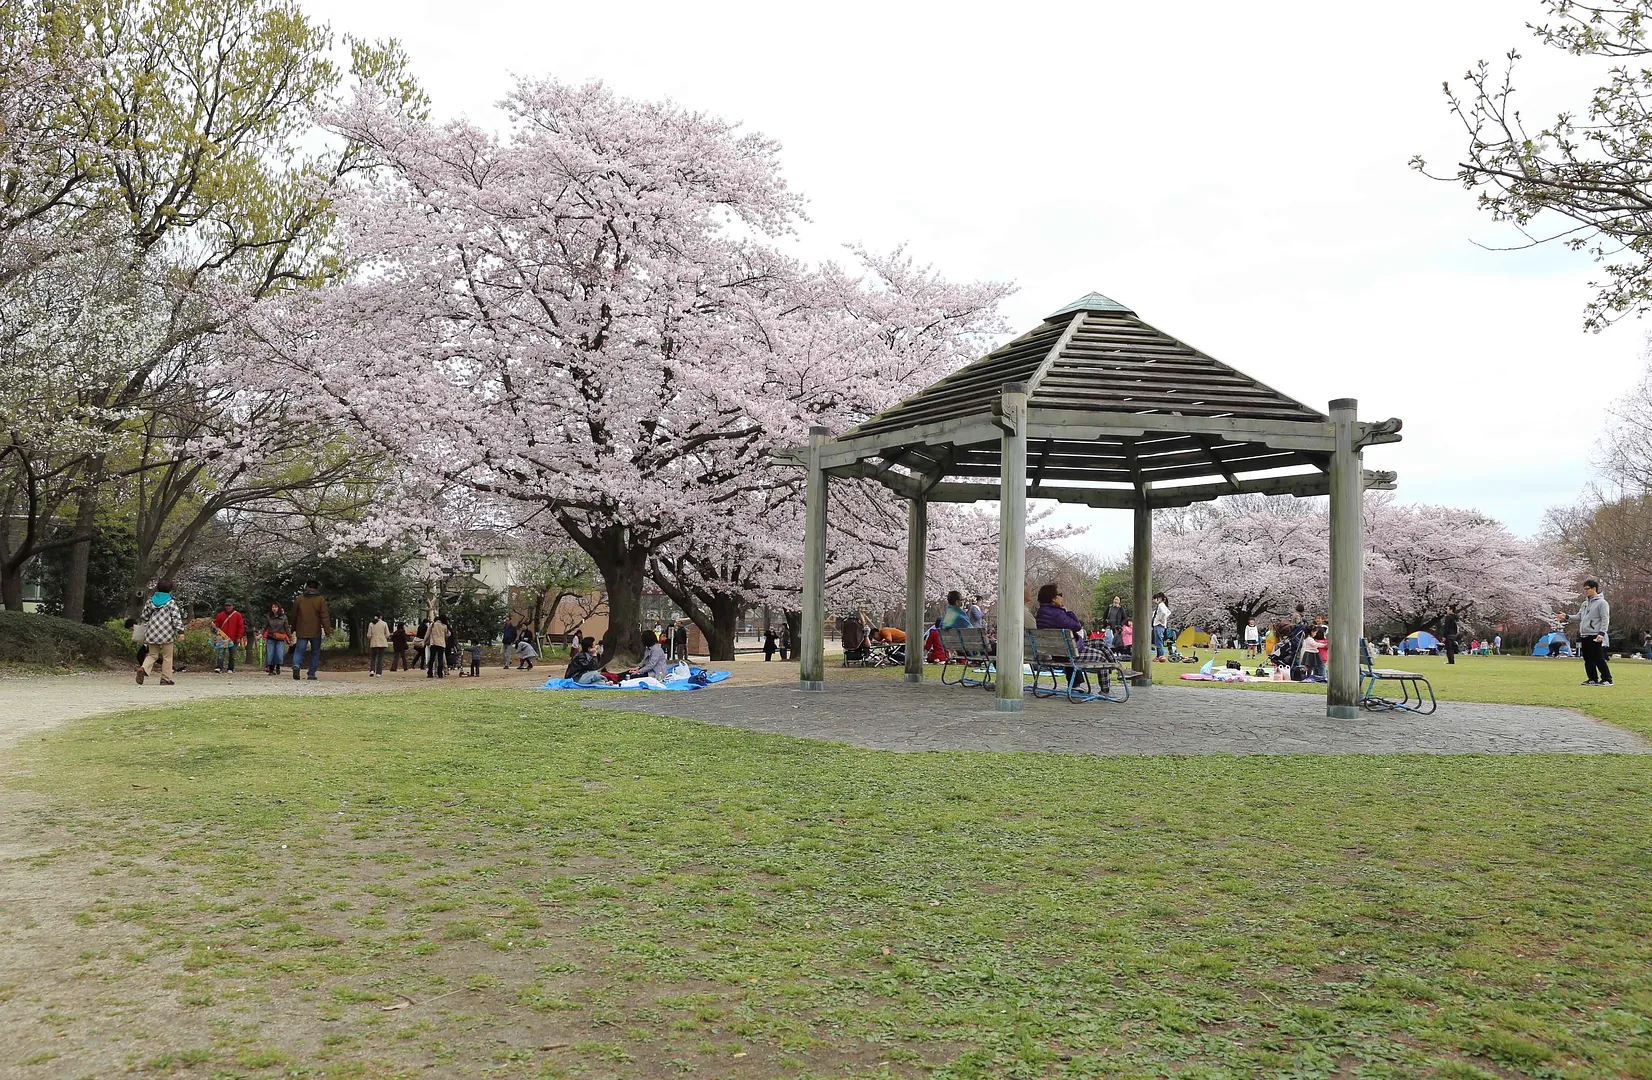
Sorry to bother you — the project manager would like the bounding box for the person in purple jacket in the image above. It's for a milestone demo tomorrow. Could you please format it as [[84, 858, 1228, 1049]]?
[[1035, 583, 1083, 632]]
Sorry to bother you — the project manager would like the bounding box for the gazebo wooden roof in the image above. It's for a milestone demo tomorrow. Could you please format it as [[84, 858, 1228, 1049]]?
[[820, 294, 1399, 509], [794, 293, 1404, 720]]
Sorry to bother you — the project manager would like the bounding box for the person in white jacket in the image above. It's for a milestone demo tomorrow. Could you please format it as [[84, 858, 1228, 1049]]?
[[1151, 592, 1171, 661]]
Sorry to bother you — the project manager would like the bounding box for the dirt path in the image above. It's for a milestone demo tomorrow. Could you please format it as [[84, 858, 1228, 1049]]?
[[0, 654, 807, 753], [0, 665, 548, 753]]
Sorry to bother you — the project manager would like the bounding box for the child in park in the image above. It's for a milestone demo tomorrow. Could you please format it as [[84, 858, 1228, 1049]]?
[[467, 640, 482, 677], [516, 634, 538, 670]]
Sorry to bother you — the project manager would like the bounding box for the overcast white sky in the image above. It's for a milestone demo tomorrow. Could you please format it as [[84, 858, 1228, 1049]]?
[[310, 0, 1647, 556]]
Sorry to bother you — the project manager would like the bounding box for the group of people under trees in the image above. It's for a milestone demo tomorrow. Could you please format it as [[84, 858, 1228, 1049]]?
[[561, 630, 673, 685], [128, 578, 551, 687], [131, 579, 334, 685]]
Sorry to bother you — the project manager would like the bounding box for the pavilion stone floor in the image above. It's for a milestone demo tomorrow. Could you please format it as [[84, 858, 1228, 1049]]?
[[596, 678, 1649, 756]]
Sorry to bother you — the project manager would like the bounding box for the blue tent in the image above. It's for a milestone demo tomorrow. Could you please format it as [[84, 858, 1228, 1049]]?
[[1533, 632, 1572, 657], [1402, 631, 1439, 654]]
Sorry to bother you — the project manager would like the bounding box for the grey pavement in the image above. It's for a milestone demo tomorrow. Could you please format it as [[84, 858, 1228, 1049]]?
[[598, 678, 1650, 755]]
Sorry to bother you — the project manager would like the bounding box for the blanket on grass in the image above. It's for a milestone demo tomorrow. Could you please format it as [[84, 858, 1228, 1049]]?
[[1180, 672, 1274, 683], [538, 666, 731, 692]]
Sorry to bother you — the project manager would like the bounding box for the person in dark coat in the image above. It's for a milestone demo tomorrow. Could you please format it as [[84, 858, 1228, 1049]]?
[[501, 618, 518, 670], [390, 621, 410, 671], [565, 637, 605, 683], [1034, 583, 1083, 632], [1441, 604, 1460, 665], [1103, 595, 1125, 649], [763, 628, 778, 661]]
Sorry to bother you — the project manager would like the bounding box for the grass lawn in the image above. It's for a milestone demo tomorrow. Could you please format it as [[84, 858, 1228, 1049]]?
[[1176, 650, 1652, 738], [2, 671, 1651, 1078]]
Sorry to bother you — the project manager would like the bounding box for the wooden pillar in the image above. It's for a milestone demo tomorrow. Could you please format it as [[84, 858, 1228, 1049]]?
[[996, 382, 1029, 712], [1131, 485, 1153, 686], [1328, 398, 1363, 718], [800, 426, 830, 691], [904, 496, 928, 683]]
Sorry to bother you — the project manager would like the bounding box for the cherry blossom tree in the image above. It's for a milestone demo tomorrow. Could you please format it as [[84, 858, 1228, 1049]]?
[[1364, 495, 1575, 635], [1153, 495, 1329, 637], [1150, 493, 1570, 641], [257, 78, 1010, 662], [644, 250, 1012, 657]]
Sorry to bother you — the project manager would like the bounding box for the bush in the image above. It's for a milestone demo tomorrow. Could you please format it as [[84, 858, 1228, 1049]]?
[[0, 610, 130, 668], [177, 628, 217, 667]]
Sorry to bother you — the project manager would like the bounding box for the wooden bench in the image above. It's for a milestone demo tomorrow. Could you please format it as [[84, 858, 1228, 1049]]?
[[1360, 638, 1436, 715], [1026, 628, 1136, 703], [940, 627, 995, 689]]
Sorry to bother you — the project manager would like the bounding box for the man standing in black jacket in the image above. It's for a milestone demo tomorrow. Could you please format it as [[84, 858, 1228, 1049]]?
[[1103, 595, 1125, 650], [1441, 604, 1460, 665]]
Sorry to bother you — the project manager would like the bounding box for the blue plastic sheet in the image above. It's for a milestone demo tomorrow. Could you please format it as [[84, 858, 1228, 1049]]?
[[537, 669, 731, 691]]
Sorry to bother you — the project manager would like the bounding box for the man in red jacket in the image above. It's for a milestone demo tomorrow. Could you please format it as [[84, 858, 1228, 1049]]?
[[212, 600, 246, 674]]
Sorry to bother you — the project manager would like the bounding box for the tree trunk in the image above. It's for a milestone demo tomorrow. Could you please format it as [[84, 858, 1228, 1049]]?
[[1, 566, 23, 612], [706, 592, 741, 661], [784, 608, 802, 657], [580, 525, 649, 666], [61, 480, 101, 623]]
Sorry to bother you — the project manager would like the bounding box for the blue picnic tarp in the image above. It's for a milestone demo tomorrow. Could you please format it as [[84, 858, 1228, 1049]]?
[[538, 669, 731, 692]]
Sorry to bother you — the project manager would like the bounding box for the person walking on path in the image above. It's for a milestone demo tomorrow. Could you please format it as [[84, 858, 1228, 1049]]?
[[425, 615, 449, 678], [290, 580, 330, 681], [501, 618, 518, 670], [1151, 592, 1171, 661], [366, 614, 390, 677], [1441, 604, 1460, 665], [262, 603, 291, 674], [1572, 579, 1613, 686], [135, 580, 186, 685], [212, 601, 245, 674], [390, 621, 410, 672]]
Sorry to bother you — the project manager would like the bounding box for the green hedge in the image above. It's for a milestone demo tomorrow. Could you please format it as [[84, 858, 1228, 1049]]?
[[0, 610, 130, 668]]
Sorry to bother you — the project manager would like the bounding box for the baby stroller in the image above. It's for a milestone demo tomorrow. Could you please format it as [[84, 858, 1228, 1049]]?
[[840, 616, 872, 666], [1269, 627, 1306, 680]]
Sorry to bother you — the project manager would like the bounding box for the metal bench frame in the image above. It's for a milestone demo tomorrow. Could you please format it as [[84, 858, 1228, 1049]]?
[[1359, 637, 1436, 715], [1027, 628, 1137, 703], [940, 627, 995, 689]]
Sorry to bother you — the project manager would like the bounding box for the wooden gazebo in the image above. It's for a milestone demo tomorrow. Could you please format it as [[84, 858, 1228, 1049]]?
[[795, 293, 1403, 719]]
